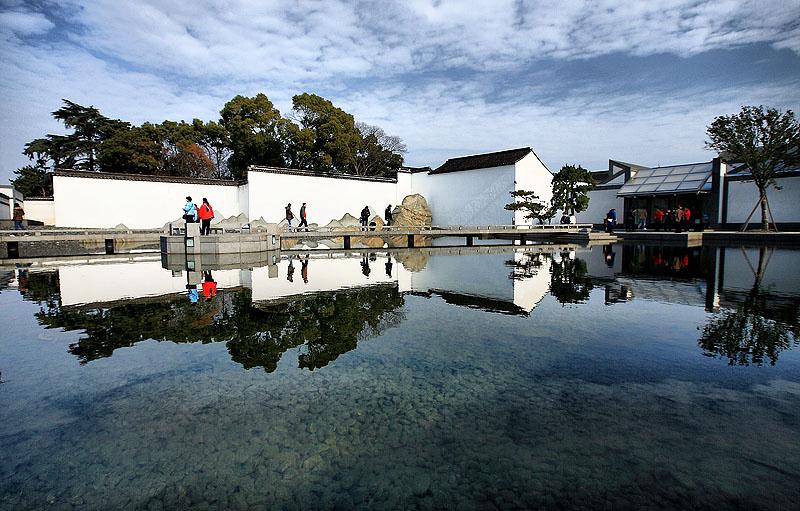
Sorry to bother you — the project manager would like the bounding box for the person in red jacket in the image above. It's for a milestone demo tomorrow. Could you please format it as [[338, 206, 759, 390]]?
[[202, 271, 217, 301], [654, 208, 664, 231], [198, 198, 214, 235], [683, 206, 692, 231]]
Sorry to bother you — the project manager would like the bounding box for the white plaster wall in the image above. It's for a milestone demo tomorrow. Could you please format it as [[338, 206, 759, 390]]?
[[0, 195, 10, 220], [23, 199, 55, 225], [396, 172, 413, 202], [576, 188, 624, 225], [725, 175, 800, 223], [513, 152, 553, 225], [246, 171, 398, 225], [53, 175, 242, 229], [235, 182, 249, 221], [415, 166, 515, 226]]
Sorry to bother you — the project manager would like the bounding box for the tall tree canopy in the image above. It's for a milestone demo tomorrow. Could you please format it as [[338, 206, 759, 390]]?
[[289, 93, 362, 172], [706, 105, 800, 230], [550, 164, 596, 216], [11, 94, 406, 195], [220, 93, 292, 179]]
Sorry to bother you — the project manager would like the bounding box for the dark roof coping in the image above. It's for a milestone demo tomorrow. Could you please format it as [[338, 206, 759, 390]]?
[[24, 196, 54, 201], [55, 169, 244, 186], [248, 165, 398, 183], [431, 147, 533, 174], [398, 166, 432, 174], [591, 169, 625, 186]]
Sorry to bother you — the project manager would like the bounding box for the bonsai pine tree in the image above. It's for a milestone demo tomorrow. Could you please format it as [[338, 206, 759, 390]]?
[[504, 190, 553, 224], [550, 164, 596, 217]]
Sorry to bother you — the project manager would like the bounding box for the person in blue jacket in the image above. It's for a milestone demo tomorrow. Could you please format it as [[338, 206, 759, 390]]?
[[183, 196, 198, 222], [605, 208, 617, 233]]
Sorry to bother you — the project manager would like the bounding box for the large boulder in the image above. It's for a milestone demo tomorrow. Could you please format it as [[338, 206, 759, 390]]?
[[393, 194, 432, 227], [395, 252, 429, 272]]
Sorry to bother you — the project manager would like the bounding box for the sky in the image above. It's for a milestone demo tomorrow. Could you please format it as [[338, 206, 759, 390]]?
[[1, 0, 800, 184]]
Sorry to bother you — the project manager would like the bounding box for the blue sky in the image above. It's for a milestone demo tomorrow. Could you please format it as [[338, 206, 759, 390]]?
[[2, 0, 799, 184]]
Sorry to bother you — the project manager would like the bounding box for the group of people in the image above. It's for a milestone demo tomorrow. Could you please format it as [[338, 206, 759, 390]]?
[[605, 206, 695, 233], [182, 196, 215, 235], [284, 203, 395, 232], [284, 202, 310, 231], [186, 270, 217, 304], [648, 206, 693, 232], [182, 196, 397, 234]]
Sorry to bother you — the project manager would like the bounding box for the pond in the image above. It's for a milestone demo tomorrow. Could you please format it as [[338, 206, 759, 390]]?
[[1, 243, 799, 510]]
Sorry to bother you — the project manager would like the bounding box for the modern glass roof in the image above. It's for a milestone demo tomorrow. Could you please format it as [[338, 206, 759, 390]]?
[[618, 162, 713, 197]]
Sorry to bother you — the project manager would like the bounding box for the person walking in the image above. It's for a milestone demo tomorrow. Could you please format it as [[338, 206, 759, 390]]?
[[198, 198, 214, 235], [674, 206, 684, 233], [360, 206, 370, 231], [183, 196, 198, 223], [301, 254, 309, 284], [605, 209, 616, 233], [13, 202, 25, 230], [202, 271, 217, 301], [654, 208, 664, 231], [638, 208, 648, 230], [285, 203, 295, 231], [298, 202, 308, 231], [683, 206, 692, 231], [385, 205, 393, 227]]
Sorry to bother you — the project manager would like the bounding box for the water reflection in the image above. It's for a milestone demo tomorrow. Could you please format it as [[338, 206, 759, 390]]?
[[3, 243, 800, 368], [698, 247, 799, 365]]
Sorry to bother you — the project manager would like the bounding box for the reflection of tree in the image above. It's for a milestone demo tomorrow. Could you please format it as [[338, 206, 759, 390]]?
[[35, 279, 404, 372], [505, 253, 545, 281], [549, 252, 593, 304], [699, 247, 799, 365]]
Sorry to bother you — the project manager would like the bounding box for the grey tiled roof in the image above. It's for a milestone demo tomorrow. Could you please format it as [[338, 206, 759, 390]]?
[[431, 147, 532, 174]]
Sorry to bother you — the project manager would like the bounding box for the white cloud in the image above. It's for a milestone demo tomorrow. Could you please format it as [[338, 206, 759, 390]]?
[[0, 9, 54, 36], [1, 0, 800, 183]]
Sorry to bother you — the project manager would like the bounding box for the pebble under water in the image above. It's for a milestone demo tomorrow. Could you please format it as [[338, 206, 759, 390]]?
[[1, 244, 799, 510]]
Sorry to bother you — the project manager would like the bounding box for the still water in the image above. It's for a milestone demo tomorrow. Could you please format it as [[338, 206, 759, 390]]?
[[1, 244, 799, 510]]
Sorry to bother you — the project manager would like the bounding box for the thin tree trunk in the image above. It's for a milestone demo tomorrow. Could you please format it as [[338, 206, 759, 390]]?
[[759, 190, 769, 231]]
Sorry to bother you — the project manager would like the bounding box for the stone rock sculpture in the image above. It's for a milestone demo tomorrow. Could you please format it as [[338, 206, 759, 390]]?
[[392, 194, 432, 226]]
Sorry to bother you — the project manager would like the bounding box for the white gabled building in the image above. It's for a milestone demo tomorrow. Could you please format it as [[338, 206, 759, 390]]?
[[404, 147, 553, 226], [46, 147, 553, 229]]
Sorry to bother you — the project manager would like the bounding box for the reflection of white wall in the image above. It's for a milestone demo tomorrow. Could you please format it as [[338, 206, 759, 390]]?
[[58, 261, 244, 306], [582, 245, 622, 279], [406, 253, 513, 301], [726, 176, 800, 223], [246, 170, 398, 225], [721, 247, 800, 297], [512, 252, 551, 311], [23, 199, 55, 225], [53, 174, 241, 229], [249, 254, 396, 302]]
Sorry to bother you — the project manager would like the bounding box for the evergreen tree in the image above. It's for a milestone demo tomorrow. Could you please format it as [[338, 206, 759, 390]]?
[[550, 164, 596, 216]]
